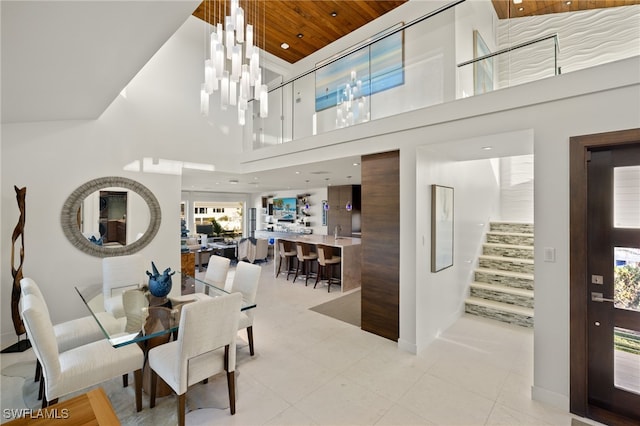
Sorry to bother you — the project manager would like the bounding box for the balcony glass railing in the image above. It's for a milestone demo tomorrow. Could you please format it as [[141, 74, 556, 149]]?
[[457, 34, 560, 96], [245, 0, 635, 151]]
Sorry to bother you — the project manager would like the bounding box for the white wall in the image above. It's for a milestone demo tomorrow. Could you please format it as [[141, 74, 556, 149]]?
[[412, 149, 501, 350], [496, 5, 640, 87], [500, 155, 534, 222], [1, 121, 181, 344], [454, 0, 497, 98]]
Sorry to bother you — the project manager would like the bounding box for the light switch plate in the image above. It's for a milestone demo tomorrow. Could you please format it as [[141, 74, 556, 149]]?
[[543, 247, 556, 262]]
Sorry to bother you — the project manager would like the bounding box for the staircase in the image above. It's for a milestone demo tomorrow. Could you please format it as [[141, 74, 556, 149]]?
[[465, 222, 534, 327]]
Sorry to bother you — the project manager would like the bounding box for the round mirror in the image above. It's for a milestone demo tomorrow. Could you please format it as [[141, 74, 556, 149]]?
[[61, 177, 161, 257]]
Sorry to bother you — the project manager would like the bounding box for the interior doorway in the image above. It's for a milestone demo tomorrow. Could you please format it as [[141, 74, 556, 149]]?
[[569, 128, 640, 425]]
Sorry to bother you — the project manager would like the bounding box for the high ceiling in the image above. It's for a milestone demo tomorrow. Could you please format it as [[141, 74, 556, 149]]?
[[192, 0, 407, 64], [193, 0, 640, 64]]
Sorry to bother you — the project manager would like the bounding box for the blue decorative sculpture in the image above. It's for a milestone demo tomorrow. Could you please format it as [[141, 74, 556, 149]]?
[[146, 262, 175, 298], [88, 235, 103, 246]]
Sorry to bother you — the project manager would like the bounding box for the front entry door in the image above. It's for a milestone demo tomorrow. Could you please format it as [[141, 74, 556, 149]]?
[[586, 144, 640, 422]]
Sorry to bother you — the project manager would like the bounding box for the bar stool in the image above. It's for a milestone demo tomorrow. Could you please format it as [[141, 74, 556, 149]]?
[[314, 244, 341, 292], [277, 240, 297, 280], [293, 242, 318, 286]]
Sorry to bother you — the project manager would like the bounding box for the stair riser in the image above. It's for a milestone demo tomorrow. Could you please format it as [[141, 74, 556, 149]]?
[[479, 258, 534, 274], [483, 245, 534, 260], [465, 304, 533, 328], [490, 223, 534, 234], [486, 234, 534, 246], [475, 271, 534, 290], [470, 288, 534, 309]]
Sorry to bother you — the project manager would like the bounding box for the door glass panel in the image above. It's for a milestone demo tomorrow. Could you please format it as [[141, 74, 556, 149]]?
[[614, 247, 640, 312], [614, 327, 640, 394], [614, 166, 640, 228]]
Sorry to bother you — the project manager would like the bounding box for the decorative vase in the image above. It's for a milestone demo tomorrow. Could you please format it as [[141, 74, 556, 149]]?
[[146, 261, 175, 298]]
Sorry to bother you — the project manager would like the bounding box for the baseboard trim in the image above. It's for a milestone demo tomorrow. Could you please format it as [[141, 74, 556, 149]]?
[[531, 385, 570, 411], [397, 338, 417, 354]]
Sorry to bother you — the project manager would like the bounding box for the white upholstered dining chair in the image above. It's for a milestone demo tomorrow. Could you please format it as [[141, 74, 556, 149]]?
[[229, 261, 261, 356], [21, 294, 144, 410], [102, 254, 145, 318], [20, 278, 125, 392], [148, 292, 242, 426], [204, 254, 231, 292]]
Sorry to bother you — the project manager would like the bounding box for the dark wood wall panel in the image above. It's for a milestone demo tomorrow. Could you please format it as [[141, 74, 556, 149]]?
[[361, 151, 399, 341]]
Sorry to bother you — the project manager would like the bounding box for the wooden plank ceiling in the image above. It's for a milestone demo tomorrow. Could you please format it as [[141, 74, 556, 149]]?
[[491, 0, 640, 19], [193, 1, 640, 63], [192, 0, 407, 64]]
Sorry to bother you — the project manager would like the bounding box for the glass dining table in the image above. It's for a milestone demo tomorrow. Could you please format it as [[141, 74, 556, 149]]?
[[75, 271, 255, 348]]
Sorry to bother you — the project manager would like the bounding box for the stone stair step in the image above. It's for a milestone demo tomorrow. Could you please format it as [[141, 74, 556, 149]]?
[[479, 254, 534, 274], [474, 267, 534, 290], [486, 231, 534, 246], [483, 243, 534, 260], [465, 296, 533, 328], [490, 222, 534, 234], [470, 282, 534, 309]]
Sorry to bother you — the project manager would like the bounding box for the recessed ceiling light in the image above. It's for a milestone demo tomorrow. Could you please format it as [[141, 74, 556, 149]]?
[[295, 171, 300, 174], [297, 33, 303, 38], [330, 11, 337, 17], [518, 7, 524, 11], [353, 162, 360, 166], [565, 1, 572, 4], [281, 42, 289, 49], [482, 146, 493, 151]]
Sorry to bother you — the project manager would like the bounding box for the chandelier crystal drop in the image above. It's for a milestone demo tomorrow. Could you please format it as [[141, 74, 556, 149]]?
[[336, 70, 368, 128], [199, 0, 268, 125]]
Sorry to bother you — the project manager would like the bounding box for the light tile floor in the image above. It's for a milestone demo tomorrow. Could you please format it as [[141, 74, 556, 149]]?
[[2, 260, 604, 425]]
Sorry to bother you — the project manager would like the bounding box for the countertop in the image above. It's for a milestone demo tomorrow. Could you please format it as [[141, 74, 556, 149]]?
[[276, 234, 361, 247]]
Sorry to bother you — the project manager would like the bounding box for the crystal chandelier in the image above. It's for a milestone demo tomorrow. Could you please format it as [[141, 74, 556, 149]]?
[[336, 70, 369, 128], [200, 0, 268, 125]]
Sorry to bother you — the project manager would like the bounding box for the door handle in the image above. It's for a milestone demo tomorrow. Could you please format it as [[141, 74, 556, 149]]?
[[591, 292, 615, 303]]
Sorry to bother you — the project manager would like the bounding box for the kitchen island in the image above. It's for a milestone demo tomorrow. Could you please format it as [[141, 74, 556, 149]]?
[[272, 234, 361, 292]]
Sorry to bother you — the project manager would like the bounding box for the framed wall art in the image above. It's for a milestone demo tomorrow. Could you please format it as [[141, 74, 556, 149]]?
[[315, 24, 405, 112]]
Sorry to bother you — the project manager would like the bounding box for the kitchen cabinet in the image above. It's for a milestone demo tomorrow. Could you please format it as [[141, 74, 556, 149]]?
[[327, 185, 361, 237]]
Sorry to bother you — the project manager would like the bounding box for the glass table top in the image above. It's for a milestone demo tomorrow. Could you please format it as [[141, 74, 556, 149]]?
[[75, 271, 255, 348]]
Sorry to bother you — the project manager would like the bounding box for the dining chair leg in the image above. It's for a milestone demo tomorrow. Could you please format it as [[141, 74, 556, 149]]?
[[224, 345, 229, 371], [149, 370, 158, 408], [42, 395, 57, 409], [178, 393, 186, 426], [134, 369, 142, 412], [34, 360, 41, 382], [122, 373, 128, 388], [227, 370, 236, 415], [247, 326, 254, 356], [38, 375, 44, 400]]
